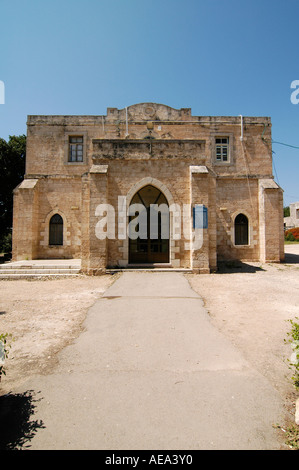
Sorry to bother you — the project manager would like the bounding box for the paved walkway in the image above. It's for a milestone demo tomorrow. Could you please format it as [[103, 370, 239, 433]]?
[[14, 272, 284, 449]]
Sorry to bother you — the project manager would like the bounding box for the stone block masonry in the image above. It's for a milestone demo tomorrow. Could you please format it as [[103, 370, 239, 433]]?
[[12, 103, 284, 273]]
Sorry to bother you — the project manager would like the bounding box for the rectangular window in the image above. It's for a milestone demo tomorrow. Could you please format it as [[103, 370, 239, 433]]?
[[215, 137, 229, 162], [68, 136, 83, 162]]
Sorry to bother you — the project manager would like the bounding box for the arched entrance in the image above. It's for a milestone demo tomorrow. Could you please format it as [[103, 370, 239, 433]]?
[[129, 185, 169, 263]]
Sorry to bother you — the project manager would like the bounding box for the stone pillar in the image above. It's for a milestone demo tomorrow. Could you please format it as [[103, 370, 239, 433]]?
[[81, 165, 108, 274], [80, 173, 91, 272], [190, 166, 217, 273], [259, 179, 284, 262], [12, 179, 39, 260]]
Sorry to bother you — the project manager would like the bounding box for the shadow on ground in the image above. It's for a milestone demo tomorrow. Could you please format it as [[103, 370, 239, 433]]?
[[216, 261, 265, 274], [217, 250, 299, 273], [284, 252, 299, 264], [0, 390, 45, 449]]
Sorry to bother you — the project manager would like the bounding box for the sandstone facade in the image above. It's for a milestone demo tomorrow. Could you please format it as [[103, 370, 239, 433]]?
[[12, 103, 284, 273]]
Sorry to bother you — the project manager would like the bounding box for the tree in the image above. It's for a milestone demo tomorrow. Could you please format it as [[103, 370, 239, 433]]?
[[284, 206, 290, 217], [0, 135, 26, 253]]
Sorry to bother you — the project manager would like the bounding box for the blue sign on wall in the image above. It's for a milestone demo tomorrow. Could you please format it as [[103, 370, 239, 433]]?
[[193, 205, 208, 229]]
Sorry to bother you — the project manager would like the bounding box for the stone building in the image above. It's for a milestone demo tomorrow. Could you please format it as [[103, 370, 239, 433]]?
[[12, 103, 284, 273], [284, 202, 299, 230]]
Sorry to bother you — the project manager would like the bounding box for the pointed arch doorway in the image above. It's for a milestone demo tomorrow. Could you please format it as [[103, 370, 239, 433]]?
[[129, 185, 170, 264]]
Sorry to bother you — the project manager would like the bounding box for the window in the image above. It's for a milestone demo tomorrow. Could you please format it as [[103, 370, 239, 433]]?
[[68, 136, 83, 162], [234, 213, 249, 246], [49, 214, 63, 245], [215, 137, 229, 162]]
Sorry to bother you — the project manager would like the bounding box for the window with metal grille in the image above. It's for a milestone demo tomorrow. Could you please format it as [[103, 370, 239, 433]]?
[[215, 137, 229, 162], [49, 214, 63, 245], [234, 213, 249, 245], [68, 136, 83, 162]]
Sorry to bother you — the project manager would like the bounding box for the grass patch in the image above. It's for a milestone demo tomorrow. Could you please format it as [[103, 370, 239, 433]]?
[[285, 424, 299, 450]]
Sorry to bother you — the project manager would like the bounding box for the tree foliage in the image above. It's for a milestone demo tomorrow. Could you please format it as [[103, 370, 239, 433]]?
[[0, 135, 26, 252]]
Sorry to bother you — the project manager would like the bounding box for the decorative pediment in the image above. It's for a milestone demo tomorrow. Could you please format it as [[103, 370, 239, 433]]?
[[106, 103, 191, 122]]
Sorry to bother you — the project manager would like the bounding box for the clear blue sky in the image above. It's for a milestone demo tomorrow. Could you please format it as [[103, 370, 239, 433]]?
[[1, 0, 299, 206]]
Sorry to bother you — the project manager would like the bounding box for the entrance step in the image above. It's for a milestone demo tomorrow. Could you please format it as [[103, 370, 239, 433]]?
[[0, 259, 81, 279], [106, 266, 193, 273]]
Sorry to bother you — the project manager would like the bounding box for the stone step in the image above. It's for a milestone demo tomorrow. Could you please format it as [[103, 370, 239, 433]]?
[[106, 268, 193, 273], [0, 273, 81, 279], [0, 260, 81, 279], [0, 264, 80, 270], [0, 268, 80, 275]]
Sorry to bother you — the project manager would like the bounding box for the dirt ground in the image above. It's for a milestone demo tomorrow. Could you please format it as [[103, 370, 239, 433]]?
[[187, 244, 299, 423], [0, 246, 299, 427], [0, 274, 116, 393]]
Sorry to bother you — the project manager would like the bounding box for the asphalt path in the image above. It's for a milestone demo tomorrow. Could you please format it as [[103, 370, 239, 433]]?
[[11, 272, 285, 450]]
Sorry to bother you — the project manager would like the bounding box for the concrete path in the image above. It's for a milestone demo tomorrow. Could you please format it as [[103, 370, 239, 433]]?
[[14, 272, 285, 450]]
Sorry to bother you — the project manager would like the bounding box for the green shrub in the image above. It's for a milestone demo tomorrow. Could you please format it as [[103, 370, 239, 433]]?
[[0, 232, 12, 254], [285, 228, 299, 241], [286, 317, 299, 390], [286, 232, 296, 241], [0, 333, 13, 381]]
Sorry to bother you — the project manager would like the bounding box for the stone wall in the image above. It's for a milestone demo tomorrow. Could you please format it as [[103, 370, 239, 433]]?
[[12, 103, 284, 272]]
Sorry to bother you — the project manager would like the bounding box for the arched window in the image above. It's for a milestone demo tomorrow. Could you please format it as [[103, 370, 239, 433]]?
[[49, 214, 63, 246], [234, 213, 249, 246]]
